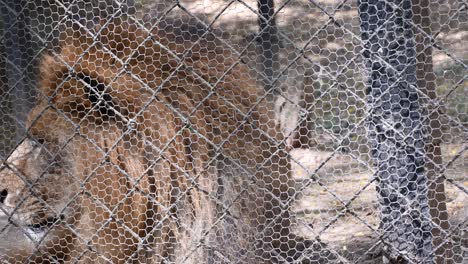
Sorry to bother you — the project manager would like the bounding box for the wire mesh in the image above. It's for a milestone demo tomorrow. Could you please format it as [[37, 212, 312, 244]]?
[[0, 0, 466, 263]]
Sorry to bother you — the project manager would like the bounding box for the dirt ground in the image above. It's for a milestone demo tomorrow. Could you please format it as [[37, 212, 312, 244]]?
[[290, 144, 467, 263]]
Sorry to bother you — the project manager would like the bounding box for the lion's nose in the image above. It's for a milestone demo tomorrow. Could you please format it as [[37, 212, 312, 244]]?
[[0, 189, 8, 204]]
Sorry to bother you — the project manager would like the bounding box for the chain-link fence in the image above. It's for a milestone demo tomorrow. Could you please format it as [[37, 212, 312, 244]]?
[[0, 0, 466, 263]]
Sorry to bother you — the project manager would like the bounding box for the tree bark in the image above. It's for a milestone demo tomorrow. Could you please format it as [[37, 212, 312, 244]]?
[[359, 0, 433, 262], [1, 0, 36, 144], [0, 10, 15, 158]]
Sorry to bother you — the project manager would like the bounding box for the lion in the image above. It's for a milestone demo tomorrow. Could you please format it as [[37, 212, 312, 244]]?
[[0, 18, 304, 263]]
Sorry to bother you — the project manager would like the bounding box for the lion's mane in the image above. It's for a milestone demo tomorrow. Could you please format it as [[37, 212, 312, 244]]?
[[0, 18, 299, 263]]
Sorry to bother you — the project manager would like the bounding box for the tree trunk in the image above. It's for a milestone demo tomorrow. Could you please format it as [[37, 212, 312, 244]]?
[[359, 0, 433, 262], [1, 0, 36, 144], [0, 11, 15, 158]]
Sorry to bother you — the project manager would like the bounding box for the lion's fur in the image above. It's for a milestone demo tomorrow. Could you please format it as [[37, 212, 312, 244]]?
[[0, 18, 298, 263]]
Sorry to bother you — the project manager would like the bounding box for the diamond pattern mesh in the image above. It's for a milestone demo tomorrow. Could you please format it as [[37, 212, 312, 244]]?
[[0, 0, 466, 263]]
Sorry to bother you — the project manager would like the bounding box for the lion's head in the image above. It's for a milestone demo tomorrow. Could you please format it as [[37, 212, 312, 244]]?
[[0, 73, 152, 262], [0, 18, 296, 263]]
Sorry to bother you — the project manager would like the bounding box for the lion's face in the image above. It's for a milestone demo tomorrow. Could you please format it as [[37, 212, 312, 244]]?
[[0, 107, 79, 243]]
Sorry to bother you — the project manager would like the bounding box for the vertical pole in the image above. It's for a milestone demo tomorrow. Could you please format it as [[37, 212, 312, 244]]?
[[0, 5, 14, 158], [257, 0, 279, 92], [412, 0, 452, 262], [359, 0, 433, 262]]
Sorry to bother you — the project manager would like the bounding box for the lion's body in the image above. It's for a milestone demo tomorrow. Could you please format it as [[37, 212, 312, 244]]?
[[0, 19, 296, 263]]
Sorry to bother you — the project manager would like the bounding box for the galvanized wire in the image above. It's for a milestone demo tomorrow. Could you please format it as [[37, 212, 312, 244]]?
[[0, 0, 466, 263]]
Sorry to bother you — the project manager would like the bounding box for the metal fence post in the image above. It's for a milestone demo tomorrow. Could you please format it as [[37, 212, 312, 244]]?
[[257, 0, 280, 93], [359, 0, 433, 262], [411, 1, 452, 262]]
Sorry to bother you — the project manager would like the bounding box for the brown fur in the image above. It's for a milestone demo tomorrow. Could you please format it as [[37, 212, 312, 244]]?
[[0, 18, 297, 263]]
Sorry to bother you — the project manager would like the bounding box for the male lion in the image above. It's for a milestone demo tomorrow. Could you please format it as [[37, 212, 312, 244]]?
[[0, 18, 303, 263]]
